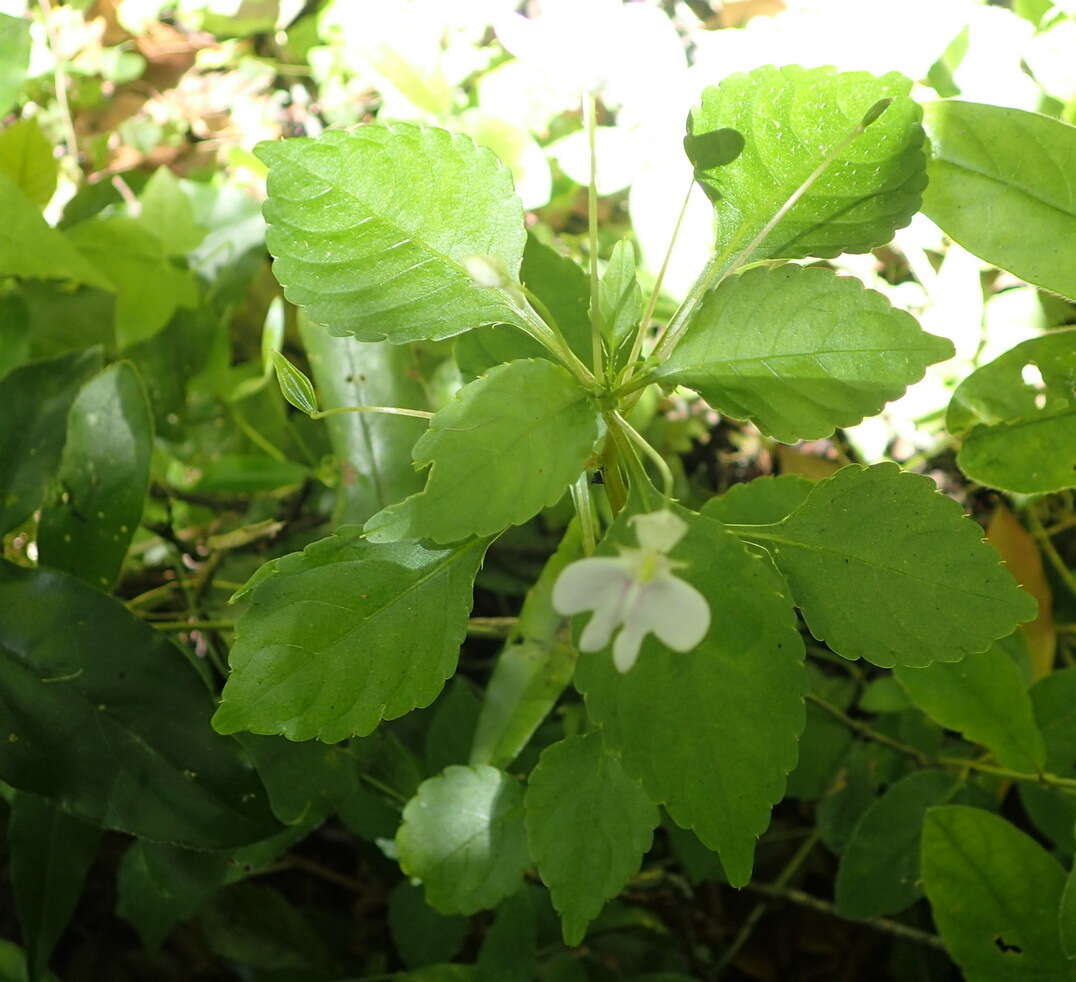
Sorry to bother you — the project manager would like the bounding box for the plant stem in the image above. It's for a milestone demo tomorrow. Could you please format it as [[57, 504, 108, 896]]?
[[152, 619, 236, 633], [312, 405, 433, 421], [610, 411, 674, 501], [715, 830, 820, 976], [742, 882, 946, 950], [467, 616, 518, 638], [584, 91, 605, 378], [570, 472, 599, 555], [1028, 505, 1076, 599], [38, 0, 80, 164], [807, 693, 929, 764]]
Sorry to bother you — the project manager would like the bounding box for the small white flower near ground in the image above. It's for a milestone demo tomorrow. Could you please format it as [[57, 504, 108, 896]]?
[[552, 510, 711, 673]]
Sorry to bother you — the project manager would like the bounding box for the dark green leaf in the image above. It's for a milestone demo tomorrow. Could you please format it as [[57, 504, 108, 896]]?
[[895, 637, 1046, 773], [364, 359, 598, 544], [212, 528, 487, 741], [835, 771, 958, 919], [575, 507, 805, 887], [0, 561, 279, 847], [657, 265, 952, 442], [688, 66, 925, 262], [785, 668, 856, 800], [8, 793, 101, 982], [389, 881, 468, 970], [299, 310, 427, 525], [525, 731, 658, 945], [922, 805, 1071, 979], [37, 363, 154, 590], [735, 463, 1038, 667], [258, 125, 526, 343], [424, 679, 481, 775], [922, 101, 1076, 299], [477, 887, 538, 982], [0, 348, 103, 535], [396, 764, 529, 914], [703, 474, 814, 526]]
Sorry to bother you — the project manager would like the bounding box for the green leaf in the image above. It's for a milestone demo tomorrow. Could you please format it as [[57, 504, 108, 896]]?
[[199, 883, 331, 972], [574, 507, 805, 887], [834, 771, 958, 920], [364, 359, 598, 544], [785, 668, 856, 800], [0, 14, 31, 116], [525, 731, 658, 945], [137, 167, 206, 256], [237, 734, 359, 826], [477, 887, 539, 982], [703, 474, 814, 526], [271, 351, 319, 416], [212, 527, 487, 742], [389, 881, 469, 970], [470, 524, 581, 769], [947, 330, 1076, 494], [424, 679, 482, 775], [8, 793, 101, 982], [0, 561, 279, 848], [656, 265, 952, 442], [687, 66, 925, 262], [0, 119, 58, 208], [1020, 669, 1076, 856], [0, 348, 103, 535], [599, 239, 643, 354], [455, 236, 590, 379], [0, 174, 114, 290], [922, 101, 1076, 300], [1063, 863, 1076, 960], [299, 310, 427, 525], [396, 764, 529, 915], [735, 463, 1038, 667], [66, 216, 197, 348], [894, 637, 1046, 773], [37, 363, 154, 590], [258, 124, 526, 343], [922, 805, 1071, 980]]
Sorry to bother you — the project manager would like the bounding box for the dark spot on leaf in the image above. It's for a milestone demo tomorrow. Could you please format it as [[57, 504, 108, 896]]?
[[994, 936, 1022, 954]]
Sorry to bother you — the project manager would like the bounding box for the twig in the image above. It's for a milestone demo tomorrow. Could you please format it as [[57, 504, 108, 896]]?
[[1028, 506, 1076, 600], [38, 0, 80, 164], [742, 882, 946, 950]]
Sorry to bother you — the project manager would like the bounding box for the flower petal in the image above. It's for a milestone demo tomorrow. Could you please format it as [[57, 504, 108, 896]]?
[[632, 573, 711, 652], [580, 599, 624, 652], [612, 618, 647, 672], [630, 509, 688, 553], [552, 557, 632, 615]]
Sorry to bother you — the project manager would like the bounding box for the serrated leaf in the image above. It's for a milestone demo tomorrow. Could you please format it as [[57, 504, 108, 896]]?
[[0, 562, 279, 847], [8, 793, 101, 982], [455, 236, 591, 380], [137, 167, 206, 256], [396, 764, 529, 915], [574, 507, 805, 887], [947, 330, 1076, 494], [525, 731, 658, 945], [687, 66, 925, 262], [299, 310, 427, 525], [0, 174, 114, 290], [258, 124, 526, 343], [271, 351, 319, 416], [0, 348, 103, 535], [364, 359, 598, 544], [212, 527, 487, 742], [734, 463, 1038, 667], [0, 119, 58, 208], [895, 636, 1046, 773], [0, 14, 31, 116], [66, 216, 197, 348], [922, 101, 1076, 300], [599, 239, 643, 354], [835, 771, 958, 920], [922, 805, 1072, 980], [703, 474, 814, 526], [656, 265, 952, 442], [37, 363, 153, 590]]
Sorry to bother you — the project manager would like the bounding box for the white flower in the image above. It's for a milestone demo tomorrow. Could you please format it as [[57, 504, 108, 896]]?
[[552, 510, 711, 673]]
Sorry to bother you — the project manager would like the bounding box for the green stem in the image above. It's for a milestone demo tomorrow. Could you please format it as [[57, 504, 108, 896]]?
[[715, 830, 821, 976], [152, 619, 236, 633], [1028, 505, 1076, 599], [584, 91, 605, 378], [312, 405, 433, 421], [570, 472, 599, 555], [610, 411, 674, 502], [467, 616, 519, 639]]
